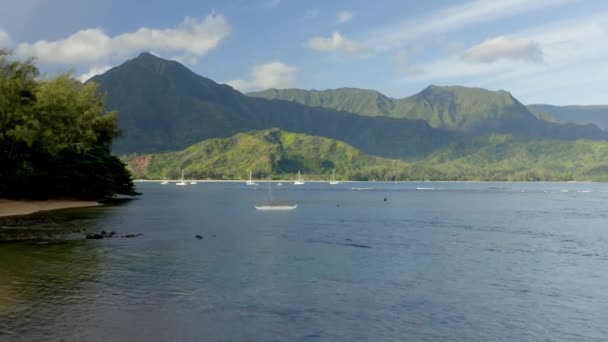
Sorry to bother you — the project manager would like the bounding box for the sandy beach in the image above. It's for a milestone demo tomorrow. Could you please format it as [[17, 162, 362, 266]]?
[[0, 199, 100, 218]]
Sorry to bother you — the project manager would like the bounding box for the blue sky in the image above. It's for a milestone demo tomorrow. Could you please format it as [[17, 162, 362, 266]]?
[[1, 0, 607, 104]]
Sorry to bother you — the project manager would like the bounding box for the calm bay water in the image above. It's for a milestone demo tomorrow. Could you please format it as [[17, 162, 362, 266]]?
[[1, 182, 608, 341]]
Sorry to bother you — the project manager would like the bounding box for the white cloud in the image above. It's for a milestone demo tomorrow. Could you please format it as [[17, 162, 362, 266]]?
[[462, 36, 543, 64], [15, 14, 231, 66], [226, 61, 297, 92], [395, 12, 608, 104], [0, 29, 10, 47], [366, 0, 576, 51], [336, 10, 355, 24], [77, 65, 112, 82], [305, 32, 366, 55]]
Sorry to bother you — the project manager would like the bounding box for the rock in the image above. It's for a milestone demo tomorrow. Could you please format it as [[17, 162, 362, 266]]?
[[124, 233, 142, 238], [195, 235, 203, 240], [86, 233, 104, 240]]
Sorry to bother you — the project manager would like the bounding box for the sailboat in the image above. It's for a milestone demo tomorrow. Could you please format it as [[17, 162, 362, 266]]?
[[255, 183, 297, 211], [329, 169, 339, 185], [176, 170, 188, 186], [293, 171, 305, 185], [160, 179, 169, 185], [245, 171, 257, 186], [190, 180, 198, 185]]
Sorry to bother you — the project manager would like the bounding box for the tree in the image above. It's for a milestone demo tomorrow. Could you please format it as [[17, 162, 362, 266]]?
[[0, 50, 137, 199]]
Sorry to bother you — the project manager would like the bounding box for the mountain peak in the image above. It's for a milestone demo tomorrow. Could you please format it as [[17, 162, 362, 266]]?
[[137, 51, 157, 59]]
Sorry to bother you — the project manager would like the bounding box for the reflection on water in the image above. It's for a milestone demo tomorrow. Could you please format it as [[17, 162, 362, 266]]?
[[1, 182, 608, 341]]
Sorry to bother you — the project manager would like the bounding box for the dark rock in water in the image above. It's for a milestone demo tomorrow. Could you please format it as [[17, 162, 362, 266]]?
[[337, 204, 340, 207], [86, 231, 142, 239], [86, 233, 104, 240], [345, 243, 371, 249], [196, 234, 203, 240], [384, 197, 387, 202], [124, 233, 142, 238]]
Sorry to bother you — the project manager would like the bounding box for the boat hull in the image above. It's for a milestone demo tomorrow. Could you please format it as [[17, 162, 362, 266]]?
[[255, 205, 297, 211]]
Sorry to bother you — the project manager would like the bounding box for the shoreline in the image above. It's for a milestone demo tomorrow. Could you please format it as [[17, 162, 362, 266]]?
[[134, 179, 597, 184], [0, 200, 101, 218]]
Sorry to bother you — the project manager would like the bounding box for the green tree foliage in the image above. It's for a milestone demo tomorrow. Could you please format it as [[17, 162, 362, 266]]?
[[125, 129, 608, 182], [0, 51, 137, 199]]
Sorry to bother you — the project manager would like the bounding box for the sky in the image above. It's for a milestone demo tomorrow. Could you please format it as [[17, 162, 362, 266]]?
[[1, 0, 607, 105]]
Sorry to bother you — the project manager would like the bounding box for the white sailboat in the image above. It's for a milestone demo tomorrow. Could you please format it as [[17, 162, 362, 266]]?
[[245, 171, 257, 186], [190, 180, 198, 185], [294, 171, 305, 185], [255, 183, 297, 211], [329, 169, 339, 185], [176, 170, 188, 186], [160, 179, 169, 185]]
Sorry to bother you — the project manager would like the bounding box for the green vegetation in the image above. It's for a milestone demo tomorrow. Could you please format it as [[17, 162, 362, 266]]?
[[418, 135, 608, 181], [528, 104, 608, 130], [0, 51, 137, 199], [249, 86, 607, 140], [125, 129, 411, 181], [126, 129, 608, 182]]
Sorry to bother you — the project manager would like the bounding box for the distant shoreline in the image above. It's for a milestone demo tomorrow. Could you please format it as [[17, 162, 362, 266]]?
[[0, 199, 100, 218], [134, 179, 597, 184]]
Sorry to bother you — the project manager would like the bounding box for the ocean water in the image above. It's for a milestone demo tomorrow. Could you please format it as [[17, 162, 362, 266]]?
[[1, 182, 608, 341]]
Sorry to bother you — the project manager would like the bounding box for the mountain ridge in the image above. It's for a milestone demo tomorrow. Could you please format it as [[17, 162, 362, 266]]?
[[528, 104, 608, 130], [90, 53, 456, 158], [90, 53, 608, 158]]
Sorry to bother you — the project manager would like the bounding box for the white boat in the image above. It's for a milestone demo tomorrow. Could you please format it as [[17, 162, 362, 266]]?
[[277, 182, 283, 186], [176, 170, 188, 186], [255, 183, 296, 210], [245, 171, 257, 186], [255, 204, 297, 211], [160, 180, 169, 185], [329, 169, 339, 185], [190, 181, 198, 185], [294, 171, 305, 185]]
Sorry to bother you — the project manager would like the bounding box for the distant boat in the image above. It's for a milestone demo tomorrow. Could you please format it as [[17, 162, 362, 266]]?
[[160, 180, 169, 185], [190, 180, 198, 185], [294, 171, 305, 185], [255, 182, 297, 211], [176, 170, 188, 186], [255, 204, 297, 211], [277, 182, 283, 186], [246, 171, 257, 186], [329, 169, 339, 185]]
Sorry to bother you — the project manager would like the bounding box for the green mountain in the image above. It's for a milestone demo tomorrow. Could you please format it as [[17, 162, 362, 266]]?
[[126, 129, 409, 180], [249, 88, 395, 117], [528, 104, 608, 130], [249, 86, 607, 138], [127, 129, 608, 182], [90, 53, 455, 158]]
